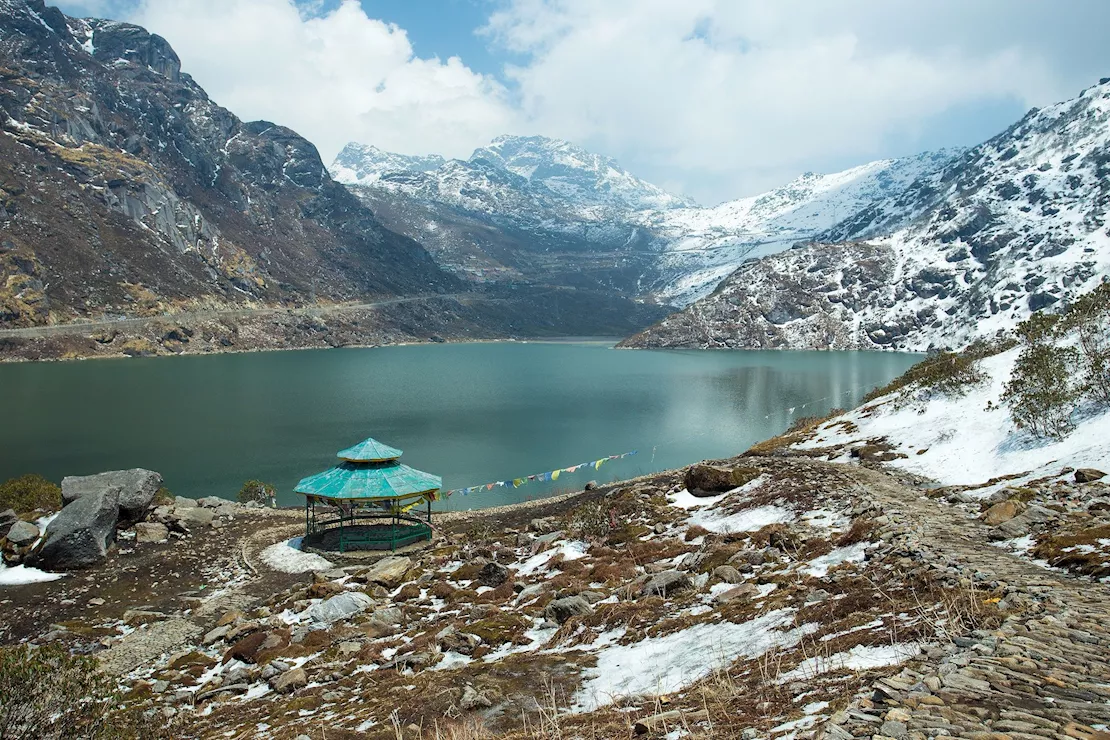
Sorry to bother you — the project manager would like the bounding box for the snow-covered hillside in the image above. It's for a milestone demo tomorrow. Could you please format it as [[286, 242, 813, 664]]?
[[646, 151, 956, 304], [796, 346, 1110, 491], [330, 136, 950, 303], [624, 80, 1110, 350]]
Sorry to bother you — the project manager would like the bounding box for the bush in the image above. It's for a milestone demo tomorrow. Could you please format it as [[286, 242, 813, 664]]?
[[1064, 281, 1110, 404], [863, 338, 1012, 405], [0, 644, 160, 739], [1001, 342, 1081, 439], [237, 479, 276, 505], [0, 474, 61, 514]]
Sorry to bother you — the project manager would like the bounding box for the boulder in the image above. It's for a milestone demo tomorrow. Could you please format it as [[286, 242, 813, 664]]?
[[684, 464, 759, 495], [62, 469, 162, 523], [712, 565, 744, 584], [28, 487, 120, 570], [982, 499, 1026, 526], [196, 496, 224, 508], [544, 595, 592, 624], [460, 685, 493, 710], [175, 507, 215, 526], [134, 521, 169, 543], [174, 496, 198, 508], [270, 667, 307, 694], [0, 509, 17, 539], [639, 570, 691, 598], [302, 591, 374, 626], [716, 583, 760, 602], [1075, 468, 1107, 483], [5, 520, 39, 548], [476, 561, 510, 588], [361, 556, 412, 587]]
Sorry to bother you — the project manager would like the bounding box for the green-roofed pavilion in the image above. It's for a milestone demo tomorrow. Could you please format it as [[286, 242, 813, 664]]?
[[296, 437, 440, 552]]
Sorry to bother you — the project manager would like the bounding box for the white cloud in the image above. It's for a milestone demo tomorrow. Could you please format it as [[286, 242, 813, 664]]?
[[116, 0, 519, 163], [484, 0, 1098, 202], [54, 0, 1110, 204]]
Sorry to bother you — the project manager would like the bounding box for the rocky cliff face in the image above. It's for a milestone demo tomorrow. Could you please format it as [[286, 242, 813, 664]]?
[[0, 0, 456, 328], [623, 80, 1110, 351]]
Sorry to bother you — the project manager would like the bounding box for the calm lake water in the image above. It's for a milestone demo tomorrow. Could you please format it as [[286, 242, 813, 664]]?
[[0, 342, 920, 510]]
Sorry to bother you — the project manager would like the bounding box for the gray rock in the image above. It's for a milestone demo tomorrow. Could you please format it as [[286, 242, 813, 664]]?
[[270, 667, 307, 694], [476, 561, 510, 588], [196, 496, 224, 508], [302, 591, 374, 625], [0, 509, 17, 539], [28, 486, 120, 570], [1075, 467, 1106, 483], [175, 507, 215, 526], [639, 570, 691, 598], [544, 595, 592, 624], [134, 521, 169, 543], [62, 469, 162, 523], [728, 549, 765, 566], [880, 720, 907, 738], [5, 520, 39, 547], [578, 590, 605, 604], [713, 565, 744, 583], [460, 684, 493, 710], [174, 496, 198, 508]]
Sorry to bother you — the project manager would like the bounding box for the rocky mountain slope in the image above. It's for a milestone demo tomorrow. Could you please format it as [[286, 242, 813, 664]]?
[[332, 138, 953, 303], [0, 0, 464, 330], [623, 80, 1110, 351]]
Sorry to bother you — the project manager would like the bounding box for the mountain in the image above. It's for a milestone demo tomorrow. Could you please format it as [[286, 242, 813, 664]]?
[[0, 0, 457, 329], [622, 79, 1110, 351], [333, 136, 675, 294], [644, 151, 957, 304], [330, 142, 447, 185], [330, 138, 952, 302]]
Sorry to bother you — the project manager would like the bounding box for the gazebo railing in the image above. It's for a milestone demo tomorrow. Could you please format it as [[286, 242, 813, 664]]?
[[306, 510, 432, 552]]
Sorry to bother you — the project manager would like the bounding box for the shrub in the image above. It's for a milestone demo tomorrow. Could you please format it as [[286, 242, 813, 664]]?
[[0, 474, 61, 514], [237, 479, 276, 505], [863, 337, 1011, 405], [1001, 342, 1081, 439], [0, 643, 160, 739], [1065, 281, 1110, 404]]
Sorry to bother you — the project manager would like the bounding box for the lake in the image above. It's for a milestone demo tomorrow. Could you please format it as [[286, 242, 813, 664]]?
[[0, 343, 920, 509]]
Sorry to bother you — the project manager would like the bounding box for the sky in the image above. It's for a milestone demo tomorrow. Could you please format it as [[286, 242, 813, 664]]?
[[51, 0, 1110, 205]]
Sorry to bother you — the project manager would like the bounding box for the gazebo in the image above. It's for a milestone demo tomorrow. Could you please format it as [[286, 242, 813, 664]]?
[[296, 437, 441, 552]]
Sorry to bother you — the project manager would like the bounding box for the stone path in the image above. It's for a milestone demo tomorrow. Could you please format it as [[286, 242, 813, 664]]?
[[821, 462, 1110, 740]]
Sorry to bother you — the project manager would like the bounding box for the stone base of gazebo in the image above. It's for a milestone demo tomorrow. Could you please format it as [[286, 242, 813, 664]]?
[[302, 520, 432, 554]]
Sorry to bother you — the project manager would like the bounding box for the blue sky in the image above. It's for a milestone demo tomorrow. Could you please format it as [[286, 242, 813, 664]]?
[[51, 0, 1110, 204]]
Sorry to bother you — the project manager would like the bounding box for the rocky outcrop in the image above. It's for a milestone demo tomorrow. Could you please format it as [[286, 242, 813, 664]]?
[[62, 468, 161, 524], [28, 486, 120, 570], [684, 464, 759, 494], [0, 0, 455, 330]]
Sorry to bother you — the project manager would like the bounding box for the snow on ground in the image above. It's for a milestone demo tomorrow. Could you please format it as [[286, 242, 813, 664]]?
[[779, 643, 921, 682], [0, 563, 64, 586], [804, 543, 869, 577], [572, 609, 816, 711], [687, 504, 795, 535], [797, 347, 1110, 490], [259, 537, 334, 573], [514, 540, 588, 576], [667, 488, 726, 510]]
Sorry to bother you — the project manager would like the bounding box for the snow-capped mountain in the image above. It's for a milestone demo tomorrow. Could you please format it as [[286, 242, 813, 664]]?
[[330, 143, 446, 185], [330, 137, 952, 302], [646, 151, 958, 304], [621, 79, 1110, 352]]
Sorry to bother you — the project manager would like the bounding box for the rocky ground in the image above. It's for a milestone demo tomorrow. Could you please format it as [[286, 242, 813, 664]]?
[[3, 449, 1109, 740]]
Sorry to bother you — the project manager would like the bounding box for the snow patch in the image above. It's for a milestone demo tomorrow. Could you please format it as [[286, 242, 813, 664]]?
[[259, 537, 333, 574]]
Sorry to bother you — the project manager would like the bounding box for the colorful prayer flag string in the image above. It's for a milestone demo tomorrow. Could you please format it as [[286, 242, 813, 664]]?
[[437, 450, 638, 500]]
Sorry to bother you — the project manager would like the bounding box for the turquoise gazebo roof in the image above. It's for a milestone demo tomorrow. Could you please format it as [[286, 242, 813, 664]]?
[[337, 437, 403, 462], [295, 462, 441, 501]]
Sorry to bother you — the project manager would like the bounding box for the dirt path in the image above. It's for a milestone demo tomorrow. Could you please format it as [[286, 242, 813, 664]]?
[[821, 461, 1110, 738]]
